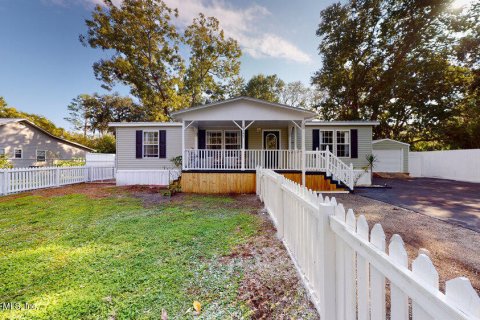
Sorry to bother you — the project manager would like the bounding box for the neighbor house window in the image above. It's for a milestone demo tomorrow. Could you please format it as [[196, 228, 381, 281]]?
[[320, 130, 334, 151], [14, 148, 22, 159], [224, 131, 241, 149], [0, 148, 4, 156], [36, 150, 46, 162], [336, 130, 350, 157], [206, 131, 222, 149], [143, 131, 159, 158]]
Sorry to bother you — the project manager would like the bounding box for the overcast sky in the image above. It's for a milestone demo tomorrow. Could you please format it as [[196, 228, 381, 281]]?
[[0, 0, 334, 129]]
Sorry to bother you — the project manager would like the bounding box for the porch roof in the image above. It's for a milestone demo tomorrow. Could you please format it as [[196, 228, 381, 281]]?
[[172, 96, 315, 121]]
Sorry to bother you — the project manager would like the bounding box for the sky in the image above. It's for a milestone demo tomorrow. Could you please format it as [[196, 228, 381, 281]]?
[[0, 0, 334, 129]]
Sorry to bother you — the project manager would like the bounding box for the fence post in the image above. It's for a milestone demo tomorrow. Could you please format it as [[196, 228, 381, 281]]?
[[55, 167, 60, 187], [317, 202, 337, 320], [0, 170, 5, 195], [277, 174, 285, 238]]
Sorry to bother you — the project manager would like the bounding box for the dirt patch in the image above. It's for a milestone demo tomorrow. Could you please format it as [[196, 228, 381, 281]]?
[[221, 198, 319, 319], [334, 193, 480, 294], [373, 172, 410, 179]]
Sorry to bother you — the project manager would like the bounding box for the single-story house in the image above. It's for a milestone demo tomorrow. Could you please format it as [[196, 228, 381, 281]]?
[[372, 138, 410, 173], [0, 118, 93, 168], [110, 97, 379, 193]]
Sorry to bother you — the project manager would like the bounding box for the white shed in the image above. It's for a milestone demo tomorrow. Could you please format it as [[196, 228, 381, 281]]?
[[372, 139, 409, 173]]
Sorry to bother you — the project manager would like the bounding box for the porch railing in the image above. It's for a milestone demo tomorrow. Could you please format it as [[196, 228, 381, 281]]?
[[184, 148, 354, 189]]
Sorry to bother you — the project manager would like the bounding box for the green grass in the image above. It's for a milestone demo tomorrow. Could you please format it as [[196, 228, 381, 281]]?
[[0, 193, 260, 319]]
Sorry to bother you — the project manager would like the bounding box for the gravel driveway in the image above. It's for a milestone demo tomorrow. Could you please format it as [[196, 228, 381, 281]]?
[[333, 193, 480, 294], [355, 177, 480, 232]]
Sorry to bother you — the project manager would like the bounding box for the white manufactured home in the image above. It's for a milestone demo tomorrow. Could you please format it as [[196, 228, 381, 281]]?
[[110, 97, 378, 193]]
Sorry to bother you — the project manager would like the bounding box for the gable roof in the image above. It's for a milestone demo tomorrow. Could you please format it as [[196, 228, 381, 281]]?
[[372, 138, 410, 146], [171, 96, 316, 120], [0, 118, 94, 151]]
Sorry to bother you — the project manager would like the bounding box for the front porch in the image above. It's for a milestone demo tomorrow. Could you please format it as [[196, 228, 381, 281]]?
[[172, 97, 355, 192]]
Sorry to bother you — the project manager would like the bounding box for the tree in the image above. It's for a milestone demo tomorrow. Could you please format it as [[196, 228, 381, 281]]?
[[280, 81, 314, 108], [183, 14, 242, 106], [81, 0, 184, 120], [81, 0, 242, 118], [242, 74, 285, 103], [312, 0, 474, 149], [65, 93, 142, 136]]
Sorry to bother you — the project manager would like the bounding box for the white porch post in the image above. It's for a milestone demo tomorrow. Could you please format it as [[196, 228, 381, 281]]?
[[301, 120, 306, 186], [294, 125, 298, 150], [181, 121, 185, 170], [241, 120, 245, 171]]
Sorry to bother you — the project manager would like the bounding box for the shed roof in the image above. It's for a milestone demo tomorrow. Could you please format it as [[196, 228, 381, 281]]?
[[372, 138, 410, 146], [0, 118, 94, 151]]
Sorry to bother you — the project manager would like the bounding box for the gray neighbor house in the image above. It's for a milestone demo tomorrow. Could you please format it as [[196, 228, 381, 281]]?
[[0, 118, 93, 167]]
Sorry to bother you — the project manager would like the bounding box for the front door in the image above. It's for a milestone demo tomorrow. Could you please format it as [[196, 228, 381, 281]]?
[[263, 130, 280, 168]]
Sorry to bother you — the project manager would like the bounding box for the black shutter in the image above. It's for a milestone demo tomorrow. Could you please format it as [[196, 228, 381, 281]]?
[[159, 130, 166, 158], [312, 129, 320, 150], [351, 129, 358, 158], [244, 130, 249, 149], [198, 129, 206, 149], [136, 130, 143, 158]]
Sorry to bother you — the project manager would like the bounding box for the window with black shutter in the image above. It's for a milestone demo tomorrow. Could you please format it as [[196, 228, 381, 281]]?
[[159, 130, 166, 158]]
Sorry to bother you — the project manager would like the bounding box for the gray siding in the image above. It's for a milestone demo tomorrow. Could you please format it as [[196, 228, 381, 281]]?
[[372, 140, 409, 172], [305, 126, 373, 169], [116, 126, 182, 170], [0, 122, 89, 168]]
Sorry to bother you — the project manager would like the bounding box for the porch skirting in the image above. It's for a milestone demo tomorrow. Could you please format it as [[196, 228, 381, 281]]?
[[181, 171, 345, 194]]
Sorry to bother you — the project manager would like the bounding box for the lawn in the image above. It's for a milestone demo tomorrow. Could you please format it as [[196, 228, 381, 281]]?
[[0, 189, 262, 319]]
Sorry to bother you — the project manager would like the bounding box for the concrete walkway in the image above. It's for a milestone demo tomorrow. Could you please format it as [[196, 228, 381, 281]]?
[[355, 177, 480, 232]]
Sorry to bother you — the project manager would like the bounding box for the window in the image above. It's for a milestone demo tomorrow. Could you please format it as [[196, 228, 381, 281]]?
[[224, 131, 241, 149], [336, 130, 350, 157], [143, 131, 159, 158], [206, 131, 222, 149], [0, 148, 4, 156], [14, 148, 22, 159], [36, 150, 46, 162], [320, 130, 334, 151]]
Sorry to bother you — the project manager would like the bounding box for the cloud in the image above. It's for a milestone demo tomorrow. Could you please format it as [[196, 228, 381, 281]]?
[[47, 0, 312, 63], [165, 0, 312, 63]]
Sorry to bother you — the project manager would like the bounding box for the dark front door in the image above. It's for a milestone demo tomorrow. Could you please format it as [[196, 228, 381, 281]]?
[[263, 131, 280, 168]]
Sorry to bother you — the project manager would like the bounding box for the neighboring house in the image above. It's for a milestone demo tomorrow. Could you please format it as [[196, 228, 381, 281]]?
[[372, 138, 410, 173], [110, 97, 379, 192], [0, 118, 93, 167]]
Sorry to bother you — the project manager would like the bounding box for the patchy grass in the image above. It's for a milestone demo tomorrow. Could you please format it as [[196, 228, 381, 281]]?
[[0, 192, 260, 319]]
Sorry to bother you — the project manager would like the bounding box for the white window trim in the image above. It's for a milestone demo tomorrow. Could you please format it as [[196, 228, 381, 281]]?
[[205, 130, 223, 149], [261, 129, 282, 150], [142, 130, 159, 158], [224, 130, 241, 150], [36, 150, 47, 162], [14, 148, 22, 159], [319, 129, 334, 152], [336, 129, 351, 158]]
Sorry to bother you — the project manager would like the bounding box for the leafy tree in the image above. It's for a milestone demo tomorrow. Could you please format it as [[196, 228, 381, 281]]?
[[183, 14, 242, 106], [81, 0, 242, 118], [280, 81, 315, 108], [0, 155, 13, 169], [81, 0, 184, 120], [92, 134, 116, 153], [312, 0, 474, 149], [242, 74, 285, 103], [65, 93, 142, 136]]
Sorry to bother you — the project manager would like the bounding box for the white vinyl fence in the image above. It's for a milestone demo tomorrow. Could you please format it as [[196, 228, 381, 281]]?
[[0, 166, 115, 196], [86, 153, 116, 167], [256, 168, 480, 320], [409, 149, 480, 183]]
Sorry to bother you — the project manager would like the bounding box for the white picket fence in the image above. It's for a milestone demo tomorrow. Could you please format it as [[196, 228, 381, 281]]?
[[256, 167, 480, 320], [0, 166, 115, 196]]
